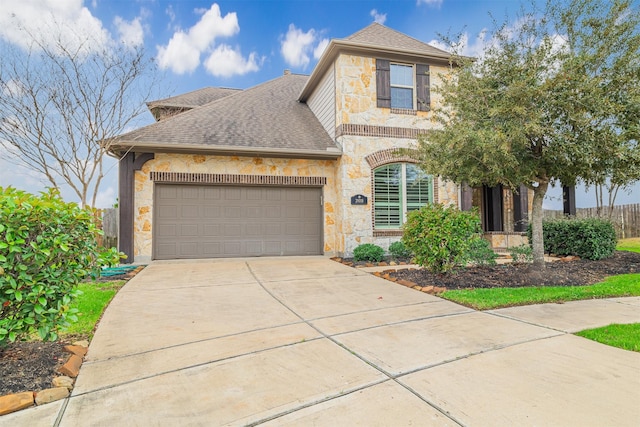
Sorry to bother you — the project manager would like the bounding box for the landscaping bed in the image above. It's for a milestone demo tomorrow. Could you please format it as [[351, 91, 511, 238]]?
[[388, 251, 640, 289]]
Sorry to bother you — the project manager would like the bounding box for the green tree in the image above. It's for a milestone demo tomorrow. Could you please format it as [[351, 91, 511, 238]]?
[[417, 0, 639, 266]]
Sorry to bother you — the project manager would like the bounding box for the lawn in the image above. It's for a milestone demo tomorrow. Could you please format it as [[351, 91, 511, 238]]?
[[441, 273, 640, 310], [60, 280, 125, 339], [576, 323, 640, 352], [617, 237, 640, 253]]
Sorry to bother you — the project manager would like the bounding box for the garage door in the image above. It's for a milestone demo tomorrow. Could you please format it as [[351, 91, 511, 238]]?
[[153, 184, 323, 259]]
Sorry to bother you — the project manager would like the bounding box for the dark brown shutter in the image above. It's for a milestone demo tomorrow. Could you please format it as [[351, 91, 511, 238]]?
[[376, 59, 391, 108], [416, 63, 430, 111]]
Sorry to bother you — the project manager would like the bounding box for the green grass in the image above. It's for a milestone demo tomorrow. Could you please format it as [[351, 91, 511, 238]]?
[[60, 280, 125, 339], [441, 273, 640, 310], [617, 238, 640, 253], [576, 323, 640, 352]]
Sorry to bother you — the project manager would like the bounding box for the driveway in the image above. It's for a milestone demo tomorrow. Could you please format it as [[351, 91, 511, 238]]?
[[5, 257, 640, 426]]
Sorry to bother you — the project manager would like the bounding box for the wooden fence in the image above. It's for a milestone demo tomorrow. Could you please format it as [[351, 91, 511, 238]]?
[[543, 203, 640, 239], [95, 208, 118, 249]]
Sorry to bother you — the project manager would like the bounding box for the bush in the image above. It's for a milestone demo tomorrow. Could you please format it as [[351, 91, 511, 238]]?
[[353, 243, 385, 262], [527, 218, 617, 260], [467, 237, 498, 266], [388, 241, 412, 260], [403, 204, 483, 273], [0, 187, 124, 345], [509, 244, 533, 263]]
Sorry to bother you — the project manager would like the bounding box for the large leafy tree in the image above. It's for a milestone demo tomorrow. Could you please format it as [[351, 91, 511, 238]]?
[[417, 0, 639, 266], [0, 22, 160, 207]]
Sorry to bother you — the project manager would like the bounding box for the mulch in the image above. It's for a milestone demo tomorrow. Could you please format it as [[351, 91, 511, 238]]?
[[389, 251, 640, 289]]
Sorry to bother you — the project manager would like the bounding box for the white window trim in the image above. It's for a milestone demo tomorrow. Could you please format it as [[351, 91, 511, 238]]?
[[374, 163, 433, 230], [390, 63, 416, 110]]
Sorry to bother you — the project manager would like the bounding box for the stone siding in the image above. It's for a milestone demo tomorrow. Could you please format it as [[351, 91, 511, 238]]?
[[333, 54, 458, 255]]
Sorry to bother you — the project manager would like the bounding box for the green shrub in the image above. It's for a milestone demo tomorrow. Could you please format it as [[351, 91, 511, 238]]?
[[467, 237, 498, 266], [353, 243, 385, 262], [509, 244, 533, 263], [403, 204, 483, 273], [0, 187, 124, 345], [388, 241, 412, 260], [527, 218, 617, 260]]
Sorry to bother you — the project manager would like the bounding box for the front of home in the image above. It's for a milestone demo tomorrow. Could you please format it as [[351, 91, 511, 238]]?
[[111, 23, 531, 263]]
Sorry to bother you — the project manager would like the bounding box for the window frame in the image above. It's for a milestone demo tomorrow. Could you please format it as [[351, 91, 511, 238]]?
[[373, 163, 433, 230], [389, 63, 415, 110]]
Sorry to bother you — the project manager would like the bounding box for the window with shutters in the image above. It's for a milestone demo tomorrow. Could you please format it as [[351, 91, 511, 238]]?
[[373, 163, 433, 229], [376, 59, 430, 112], [390, 64, 413, 109]]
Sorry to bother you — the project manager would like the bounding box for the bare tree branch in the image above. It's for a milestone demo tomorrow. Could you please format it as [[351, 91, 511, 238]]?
[[0, 20, 160, 207]]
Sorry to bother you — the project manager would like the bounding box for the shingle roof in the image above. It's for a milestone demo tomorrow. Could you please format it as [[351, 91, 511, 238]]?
[[343, 23, 450, 58], [110, 74, 340, 158], [147, 87, 241, 109]]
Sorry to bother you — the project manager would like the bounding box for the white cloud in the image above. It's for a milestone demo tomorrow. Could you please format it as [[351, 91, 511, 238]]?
[[281, 24, 328, 69], [156, 3, 241, 75], [0, 0, 111, 54], [370, 9, 387, 25], [204, 45, 260, 78], [428, 29, 488, 58], [114, 16, 144, 47], [313, 38, 329, 60], [417, 0, 443, 7]]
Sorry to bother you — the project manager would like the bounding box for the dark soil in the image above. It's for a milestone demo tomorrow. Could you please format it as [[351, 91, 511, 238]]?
[[0, 341, 70, 395], [1, 268, 144, 399], [390, 251, 640, 289]]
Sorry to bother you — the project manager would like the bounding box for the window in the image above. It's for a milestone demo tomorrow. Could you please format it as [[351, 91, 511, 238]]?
[[390, 64, 413, 109], [373, 163, 433, 229], [376, 59, 430, 112]]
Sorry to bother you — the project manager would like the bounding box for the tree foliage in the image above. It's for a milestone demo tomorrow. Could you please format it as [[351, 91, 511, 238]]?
[[0, 21, 160, 207], [0, 187, 123, 345], [416, 0, 639, 266]]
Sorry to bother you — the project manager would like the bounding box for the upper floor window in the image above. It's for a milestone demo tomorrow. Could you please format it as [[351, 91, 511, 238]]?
[[373, 163, 433, 229], [376, 59, 431, 112], [390, 64, 414, 109]]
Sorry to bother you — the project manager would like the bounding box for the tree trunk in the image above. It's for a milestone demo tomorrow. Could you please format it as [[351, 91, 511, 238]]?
[[531, 181, 549, 268]]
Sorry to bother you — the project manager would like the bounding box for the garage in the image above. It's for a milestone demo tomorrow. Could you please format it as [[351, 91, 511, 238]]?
[[153, 184, 323, 259]]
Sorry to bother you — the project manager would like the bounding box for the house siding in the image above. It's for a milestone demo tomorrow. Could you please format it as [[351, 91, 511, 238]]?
[[307, 64, 336, 140], [133, 154, 339, 261], [332, 53, 459, 254]]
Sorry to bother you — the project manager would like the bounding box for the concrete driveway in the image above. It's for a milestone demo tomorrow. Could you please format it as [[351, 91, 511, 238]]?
[[4, 257, 640, 426]]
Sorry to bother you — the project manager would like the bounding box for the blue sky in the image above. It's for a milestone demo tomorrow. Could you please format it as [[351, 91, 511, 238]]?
[[0, 0, 637, 208]]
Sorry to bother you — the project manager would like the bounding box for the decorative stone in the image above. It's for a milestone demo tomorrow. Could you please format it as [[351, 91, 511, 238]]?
[[64, 345, 87, 357], [433, 287, 447, 294], [398, 279, 416, 288], [421, 286, 435, 293], [389, 261, 397, 266], [58, 354, 83, 378], [365, 263, 374, 267], [72, 340, 89, 348], [52, 376, 74, 390], [412, 286, 422, 290], [382, 269, 395, 274], [0, 392, 34, 415], [378, 261, 388, 266], [35, 387, 69, 405]]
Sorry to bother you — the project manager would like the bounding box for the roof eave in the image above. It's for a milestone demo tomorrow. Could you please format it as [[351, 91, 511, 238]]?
[[109, 142, 342, 160], [299, 39, 453, 101]]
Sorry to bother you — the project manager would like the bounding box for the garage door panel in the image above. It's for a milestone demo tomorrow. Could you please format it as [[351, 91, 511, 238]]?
[[157, 205, 178, 219], [179, 224, 199, 236], [181, 205, 199, 218], [154, 184, 322, 259]]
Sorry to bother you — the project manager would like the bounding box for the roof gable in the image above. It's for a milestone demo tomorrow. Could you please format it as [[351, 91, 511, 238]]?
[[343, 23, 450, 58], [147, 87, 241, 109]]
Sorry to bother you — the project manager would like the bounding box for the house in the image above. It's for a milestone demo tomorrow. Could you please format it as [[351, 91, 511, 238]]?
[[110, 23, 531, 263]]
